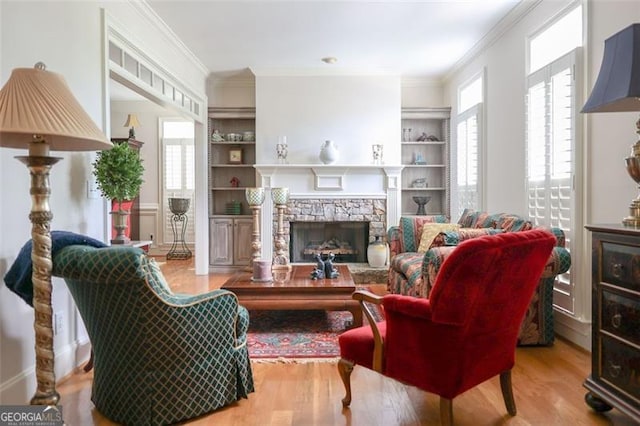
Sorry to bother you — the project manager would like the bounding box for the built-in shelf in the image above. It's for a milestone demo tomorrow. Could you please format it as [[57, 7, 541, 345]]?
[[401, 107, 451, 217]]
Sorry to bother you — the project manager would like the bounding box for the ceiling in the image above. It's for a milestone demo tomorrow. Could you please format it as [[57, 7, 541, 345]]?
[[146, 0, 524, 79]]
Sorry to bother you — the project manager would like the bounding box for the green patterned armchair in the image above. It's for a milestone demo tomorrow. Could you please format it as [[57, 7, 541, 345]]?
[[52, 245, 254, 426]]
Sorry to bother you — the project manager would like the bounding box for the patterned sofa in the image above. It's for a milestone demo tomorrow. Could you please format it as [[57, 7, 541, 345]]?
[[52, 245, 254, 425], [387, 211, 571, 346]]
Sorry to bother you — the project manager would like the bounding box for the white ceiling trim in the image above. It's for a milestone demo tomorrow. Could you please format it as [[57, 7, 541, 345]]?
[[443, 0, 543, 83], [132, 0, 209, 77], [250, 67, 401, 77]]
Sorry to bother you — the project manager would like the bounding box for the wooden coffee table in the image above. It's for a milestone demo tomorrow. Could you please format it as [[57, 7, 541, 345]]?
[[221, 264, 362, 328]]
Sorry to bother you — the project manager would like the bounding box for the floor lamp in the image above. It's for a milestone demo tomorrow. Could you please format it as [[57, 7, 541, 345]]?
[[245, 187, 265, 271], [0, 63, 112, 405], [271, 187, 292, 270]]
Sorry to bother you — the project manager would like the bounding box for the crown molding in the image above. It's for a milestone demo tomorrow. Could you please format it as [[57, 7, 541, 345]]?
[[132, 1, 209, 77], [443, 0, 543, 83], [250, 67, 401, 77], [401, 77, 444, 88]]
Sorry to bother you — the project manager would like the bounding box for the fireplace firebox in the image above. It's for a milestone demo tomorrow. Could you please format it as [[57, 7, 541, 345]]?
[[290, 221, 369, 263]]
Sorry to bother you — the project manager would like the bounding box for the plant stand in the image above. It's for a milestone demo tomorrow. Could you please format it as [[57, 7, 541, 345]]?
[[167, 198, 192, 260]]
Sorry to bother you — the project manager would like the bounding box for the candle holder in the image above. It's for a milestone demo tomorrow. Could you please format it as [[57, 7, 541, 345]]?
[[277, 136, 288, 164], [245, 187, 266, 271], [372, 144, 383, 164], [271, 187, 292, 270]]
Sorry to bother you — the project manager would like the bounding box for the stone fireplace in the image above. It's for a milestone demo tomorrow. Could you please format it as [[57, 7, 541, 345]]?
[[283, 198, 386, 263], [255, 165, 403, 264]]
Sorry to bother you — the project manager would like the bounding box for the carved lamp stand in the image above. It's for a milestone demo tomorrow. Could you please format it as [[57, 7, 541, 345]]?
[[0, 63, 112, 405], [271, 187, 292, 270], [245, 188, 266, 271]]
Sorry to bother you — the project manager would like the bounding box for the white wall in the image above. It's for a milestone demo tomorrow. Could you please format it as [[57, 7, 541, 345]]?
[[0, 0, 207, 404], [255, 74, 401, 165], [442, 0, 640, 349]]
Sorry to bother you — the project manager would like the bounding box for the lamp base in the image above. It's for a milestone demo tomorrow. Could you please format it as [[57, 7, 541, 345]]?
[[623, 199, 640, 227]]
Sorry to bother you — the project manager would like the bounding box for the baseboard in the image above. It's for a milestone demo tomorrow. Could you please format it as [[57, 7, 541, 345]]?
[[554, 310, 591, 351], [0, 339, 90, 404]]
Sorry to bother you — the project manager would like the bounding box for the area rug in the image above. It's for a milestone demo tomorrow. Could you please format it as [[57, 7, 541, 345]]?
[[247, 307, 382, 363]]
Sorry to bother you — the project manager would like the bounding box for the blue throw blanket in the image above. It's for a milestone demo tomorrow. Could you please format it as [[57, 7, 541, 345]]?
[[4, 231, 107, 306]]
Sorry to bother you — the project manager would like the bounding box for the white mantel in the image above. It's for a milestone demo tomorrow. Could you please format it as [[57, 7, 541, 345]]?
[[255, 164, 403, 259]]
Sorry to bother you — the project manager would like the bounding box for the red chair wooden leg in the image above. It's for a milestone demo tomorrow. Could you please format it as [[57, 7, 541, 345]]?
[[500, 370, 517, 415], [338, 358, 354, 407], [439, 397, 453, 426]]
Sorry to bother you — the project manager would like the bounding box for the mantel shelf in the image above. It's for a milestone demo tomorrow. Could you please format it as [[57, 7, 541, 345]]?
[[255, 164, 404, 170]]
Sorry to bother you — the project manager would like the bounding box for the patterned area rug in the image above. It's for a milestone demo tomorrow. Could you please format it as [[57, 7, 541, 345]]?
[[247, 308, 382, 362]]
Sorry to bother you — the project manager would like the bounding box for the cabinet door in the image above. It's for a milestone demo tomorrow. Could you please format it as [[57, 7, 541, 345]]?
[[233, 218, 253, 266], [210, 218, 233, 265]]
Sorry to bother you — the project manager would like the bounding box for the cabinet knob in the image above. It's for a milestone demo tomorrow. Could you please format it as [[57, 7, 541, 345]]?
[[611, 263, 623, 278], [611, 313, 622, 329], [607, 361, 622, 378]]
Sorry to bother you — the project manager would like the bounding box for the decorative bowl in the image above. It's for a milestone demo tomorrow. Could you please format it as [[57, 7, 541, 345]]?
[[226, 133, 242, 142], [412, 196, 431, 205], [169, 198, 190, 215]]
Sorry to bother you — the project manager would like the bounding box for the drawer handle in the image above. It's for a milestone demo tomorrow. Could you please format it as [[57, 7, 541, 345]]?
[[607, 361, 621, 378], [611, 313, 622, 329], [611, 263, 624, 278]]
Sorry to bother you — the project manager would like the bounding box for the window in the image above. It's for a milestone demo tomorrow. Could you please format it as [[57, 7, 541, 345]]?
[[161, 118, 195, 245], [526, 4, 582, 314], [454, 72, 484, 221]]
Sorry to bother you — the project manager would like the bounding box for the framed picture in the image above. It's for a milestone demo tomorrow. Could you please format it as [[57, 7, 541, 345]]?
[[229, 149, 243, 164]]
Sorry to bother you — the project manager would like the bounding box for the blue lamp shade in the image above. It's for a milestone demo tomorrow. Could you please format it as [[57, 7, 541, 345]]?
[[582, 23, 640, 113]]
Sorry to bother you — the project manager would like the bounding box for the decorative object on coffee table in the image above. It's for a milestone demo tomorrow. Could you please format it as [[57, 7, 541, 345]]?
[[245, 187, 266, 271], [310, 253, 326, 280], [252, 259, 272, 282], [412, 196, 431, 215], [272, 187, 292, 270], [0, 62, 112, 405], [166, 197, 192, 260]]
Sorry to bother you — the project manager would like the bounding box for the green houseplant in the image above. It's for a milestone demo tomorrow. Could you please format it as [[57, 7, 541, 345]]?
[[92, 141, 144, 244]]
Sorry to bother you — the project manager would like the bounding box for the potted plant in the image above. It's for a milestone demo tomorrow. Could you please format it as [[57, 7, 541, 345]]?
[[92, 141, 144, 244]]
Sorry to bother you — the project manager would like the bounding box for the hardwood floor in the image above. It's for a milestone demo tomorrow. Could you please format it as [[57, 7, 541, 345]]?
[[56, 258, 636, 425]]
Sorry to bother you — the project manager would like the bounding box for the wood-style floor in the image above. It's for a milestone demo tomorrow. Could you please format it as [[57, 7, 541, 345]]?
[[57, 258, 636, 425]]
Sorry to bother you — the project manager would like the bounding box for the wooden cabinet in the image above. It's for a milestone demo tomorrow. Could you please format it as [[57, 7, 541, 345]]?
[[209, 217, 252, 268], [400, 107, 450, 218], [208, 107, 256, 270], [584, 224, 640, 422]]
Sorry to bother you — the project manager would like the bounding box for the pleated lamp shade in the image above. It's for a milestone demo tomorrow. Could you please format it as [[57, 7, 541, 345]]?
[[0, 63, 112, 151], [123, 114, 140, 129]]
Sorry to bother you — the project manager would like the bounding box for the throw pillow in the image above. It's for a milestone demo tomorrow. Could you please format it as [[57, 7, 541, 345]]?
[[418, 223, 461, 253]]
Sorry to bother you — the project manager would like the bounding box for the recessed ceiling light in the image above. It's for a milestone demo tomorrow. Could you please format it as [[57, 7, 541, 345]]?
[[322, 57, 337, 64]]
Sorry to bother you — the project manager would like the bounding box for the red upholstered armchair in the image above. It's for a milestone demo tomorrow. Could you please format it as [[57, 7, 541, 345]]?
[[338, 230, 555, 426]]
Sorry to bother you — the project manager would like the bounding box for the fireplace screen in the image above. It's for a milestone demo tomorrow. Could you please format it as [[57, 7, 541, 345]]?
[[290, 221, 369, 263]]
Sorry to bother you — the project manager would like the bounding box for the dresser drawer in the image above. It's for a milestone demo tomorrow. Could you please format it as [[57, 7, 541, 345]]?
[[602, 290, 640, 345], [601, 242, 640, 292], [600, 335, 640, 401]]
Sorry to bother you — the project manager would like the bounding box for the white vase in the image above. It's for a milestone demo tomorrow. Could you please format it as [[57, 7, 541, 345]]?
[[367, 236, 388, 268], [319, 140, 339, 164]]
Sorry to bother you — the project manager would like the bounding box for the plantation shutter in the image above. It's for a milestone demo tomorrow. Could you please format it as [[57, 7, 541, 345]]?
[[455, 103, 482, 221], [526, 49, 577, 313], [163, 138, 195, 244]]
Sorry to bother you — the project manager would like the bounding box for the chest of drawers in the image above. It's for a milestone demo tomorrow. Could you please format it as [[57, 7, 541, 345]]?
[[585, 225, 640, 421]]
